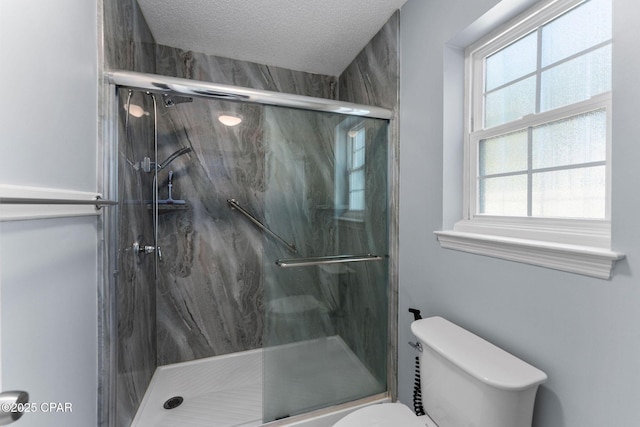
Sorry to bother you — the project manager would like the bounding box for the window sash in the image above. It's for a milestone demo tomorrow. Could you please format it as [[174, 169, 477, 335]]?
[[468, 93, 611, 221], [471, 0, 611, 132], [467, 0, 595, 129]]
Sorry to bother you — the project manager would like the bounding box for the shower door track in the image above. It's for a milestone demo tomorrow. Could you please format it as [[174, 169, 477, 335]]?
[[107, 70, 393, 119]]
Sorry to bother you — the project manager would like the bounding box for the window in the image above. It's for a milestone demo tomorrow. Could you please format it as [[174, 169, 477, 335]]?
[[470, 0, 611, 221], [334, 119, 367, 221], [347, 125, 366, 212], [435, 0, 624, 278]]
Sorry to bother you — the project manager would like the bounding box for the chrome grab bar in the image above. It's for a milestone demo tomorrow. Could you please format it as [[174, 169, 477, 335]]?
[[276, 253, 383, 268], [0, 196, 118, 210], [227, 199, 298, 254]]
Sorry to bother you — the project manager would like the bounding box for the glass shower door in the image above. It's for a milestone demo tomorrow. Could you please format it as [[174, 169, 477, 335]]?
[[262, 106, 389, 422]]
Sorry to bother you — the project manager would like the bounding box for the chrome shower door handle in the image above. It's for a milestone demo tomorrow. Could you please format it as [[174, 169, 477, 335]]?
[[0, 391, 29, 425]]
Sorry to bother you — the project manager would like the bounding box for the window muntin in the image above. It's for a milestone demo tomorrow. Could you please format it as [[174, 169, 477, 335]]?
[[469, 0, 611, 222]]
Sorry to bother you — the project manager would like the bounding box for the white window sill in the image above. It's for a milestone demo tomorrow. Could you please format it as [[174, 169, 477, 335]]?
[[434, 230, 625, 279]]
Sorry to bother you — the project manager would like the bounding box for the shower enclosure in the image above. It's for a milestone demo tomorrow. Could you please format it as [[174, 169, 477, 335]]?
[[106, 71, 392, 426]]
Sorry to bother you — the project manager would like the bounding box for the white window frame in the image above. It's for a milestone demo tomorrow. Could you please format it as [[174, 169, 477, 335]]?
[[435, 0, 624, 279], [334, 118, 366, 222], [347, 123, 366, 213]]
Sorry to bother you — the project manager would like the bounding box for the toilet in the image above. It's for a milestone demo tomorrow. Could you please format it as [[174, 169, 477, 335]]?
[[334, 316, 547, 427]]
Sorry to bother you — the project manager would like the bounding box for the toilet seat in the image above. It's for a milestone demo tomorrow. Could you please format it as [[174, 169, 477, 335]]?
[[333, 403, 426, 427]]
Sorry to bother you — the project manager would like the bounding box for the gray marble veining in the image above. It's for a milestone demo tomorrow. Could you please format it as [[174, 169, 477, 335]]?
[[153, 98, 266, 364], [155, 45, 337, 98], [103, 0, 155, 73]]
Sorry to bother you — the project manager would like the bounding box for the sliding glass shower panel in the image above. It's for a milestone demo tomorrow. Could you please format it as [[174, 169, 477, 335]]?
[[111, 68, 393, 427], [262, 106, 389, 422]]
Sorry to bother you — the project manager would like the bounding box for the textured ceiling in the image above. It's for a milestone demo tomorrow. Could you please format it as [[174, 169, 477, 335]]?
[[136, 0, 407, 76]]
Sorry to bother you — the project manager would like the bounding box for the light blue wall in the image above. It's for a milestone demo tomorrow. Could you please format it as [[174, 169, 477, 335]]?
[[0, 0, 99, 426], [399, 0, 640, 425], [0, 0, 98, 190]]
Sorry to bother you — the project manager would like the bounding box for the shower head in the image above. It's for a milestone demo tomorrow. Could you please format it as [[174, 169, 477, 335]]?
[[159, 147, 193, 170]]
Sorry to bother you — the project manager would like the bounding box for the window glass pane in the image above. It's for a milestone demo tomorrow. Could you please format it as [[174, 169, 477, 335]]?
[[532, 109, 606, 169], [486, 32, 537, 91], [541, 0, 612, 67], [532, 166, 605, 218], [349, 128, 365, 168], [479, 174, 528, 216], [349, 189, 365, 211], [352, 146, 365, 169], [540, 45, 611, 112], [349, 170, 365, 192], [479, 130, 528, 176], [485, 76, 536, 128]]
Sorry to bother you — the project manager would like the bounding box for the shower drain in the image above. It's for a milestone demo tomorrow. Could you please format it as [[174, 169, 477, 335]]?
[[163, 396, 184, 410]]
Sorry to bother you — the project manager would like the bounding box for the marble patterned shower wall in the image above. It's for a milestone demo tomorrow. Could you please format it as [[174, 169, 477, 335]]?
[[155, 44, 337, 96], [152, 99, 263, 364], [102, 0, 156, 73], [151, 49, 341, 365]]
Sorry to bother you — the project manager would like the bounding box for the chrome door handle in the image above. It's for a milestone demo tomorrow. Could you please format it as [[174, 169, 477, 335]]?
[[0, 391, 29, 425]]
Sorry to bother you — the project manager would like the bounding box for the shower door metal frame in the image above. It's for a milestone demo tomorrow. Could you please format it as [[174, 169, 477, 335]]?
[[107, 71, 393, 120], [99, 79, 120, 427]]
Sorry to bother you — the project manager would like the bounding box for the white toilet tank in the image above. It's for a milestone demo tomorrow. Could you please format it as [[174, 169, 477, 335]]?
[[411, 317, 547, 427]]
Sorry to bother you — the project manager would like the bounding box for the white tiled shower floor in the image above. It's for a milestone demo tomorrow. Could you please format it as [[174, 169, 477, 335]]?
[[131, 336, 381, 427]]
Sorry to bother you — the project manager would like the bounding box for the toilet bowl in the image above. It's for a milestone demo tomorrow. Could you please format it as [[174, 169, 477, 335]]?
[[333, 316, 547, 427], [333, 403, 431, 427]]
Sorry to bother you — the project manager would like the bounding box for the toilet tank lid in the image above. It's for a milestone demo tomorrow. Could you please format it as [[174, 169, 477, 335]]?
[[411, 317, 547, 391]]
